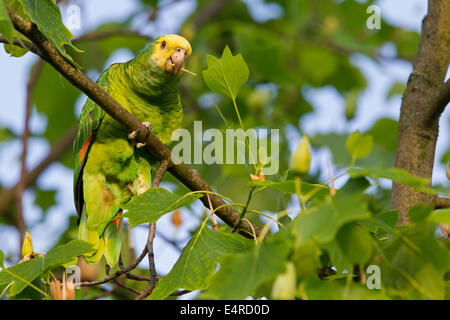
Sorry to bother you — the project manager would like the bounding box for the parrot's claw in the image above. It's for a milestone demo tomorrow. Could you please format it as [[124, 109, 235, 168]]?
[[142, 122, 152, 131], [128, 130, 139, 140], [127, 122, 152, 141], [136, 142, 146, 149]]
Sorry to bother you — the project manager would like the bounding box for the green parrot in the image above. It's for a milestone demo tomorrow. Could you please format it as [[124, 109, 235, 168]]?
[[73, 34, 192, 266]]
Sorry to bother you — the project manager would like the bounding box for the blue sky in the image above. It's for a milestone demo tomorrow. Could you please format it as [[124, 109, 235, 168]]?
[[0, 0, 448, 296]]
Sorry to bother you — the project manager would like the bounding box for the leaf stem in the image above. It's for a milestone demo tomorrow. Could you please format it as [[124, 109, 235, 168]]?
[[232, 186, 256, 233], [295, 176, 305, 212]]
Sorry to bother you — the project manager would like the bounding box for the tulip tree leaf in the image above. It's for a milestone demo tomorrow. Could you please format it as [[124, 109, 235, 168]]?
[[346, 131, 373, 162], [347, 166, 450, 195], [0, 240, 93, 296], [0, 250, 4, 269], [19, 0, 82, 63], [150, 227, 253, 300], [293, 192, 371, 245], [0, 0, 14, 45], [123, 188, 203, 228], [201, 236, 290, 299], [202, 45, 249, 100]]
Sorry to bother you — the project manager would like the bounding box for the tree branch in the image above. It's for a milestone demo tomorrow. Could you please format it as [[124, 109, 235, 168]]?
[[135, 163, 169, 300], [0, 35, 41, 56], [79, 245, 148, 287], [0, 126, 77, 217], [5, 5, 260, 238], [134, 223, 157, 300], [426, 78, 450, 124], [392, 0, 450, 225], [435, 197, 450, 209], [15, 59, 43, 243], [73, 30, 151, 43]]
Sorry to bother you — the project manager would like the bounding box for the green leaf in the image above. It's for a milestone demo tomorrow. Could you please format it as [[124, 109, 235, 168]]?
[[335, 223, 372, 267], [298, 46, 339, 87], [3, 0, 30, 57], [234, 25, 292, 85], [429, 208, 450, 224], [377, 209, 399, 227], [0, 127, 15, 142], [201, 236, 290, 299], [19, 0, 81, 63], [347, 166, 450, 195], [382, 222, 450, 299], [123, 188, 202, 228], [0, 0, 14, 44], [293, 191, 371, 245], [150, 227, 253, 300], [346, 131, 373, 162], [0, 250, 4, 268], [202, 45, 249, 100], [43, 240, 93, 270], [0, 240, 93, 296], [292, 241, 321, 280], [387, 82, 406, 100], [345, 90, 359, 120], [34, 188, 57, 213], [408, 204, 433, 223], [0, 258, 43, 297]]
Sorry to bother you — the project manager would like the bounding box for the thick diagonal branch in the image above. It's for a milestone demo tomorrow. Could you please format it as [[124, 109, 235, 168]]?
[[5, 6, 260, 238]]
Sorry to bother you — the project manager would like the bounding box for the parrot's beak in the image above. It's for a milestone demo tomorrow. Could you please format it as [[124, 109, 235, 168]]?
[[166, 48, 187, 75]]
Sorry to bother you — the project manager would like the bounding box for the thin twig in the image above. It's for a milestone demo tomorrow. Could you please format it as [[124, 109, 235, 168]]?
[[79, 245, 148, 287], [207, 193, 218, 230], [114, 277, 142, 296], [15, 58, 43, 244], [73, 30, 151, 43], [170, 289, 191, 297], [134, 223, 157, 300], [0, 127, 77, 217], [134, 161, 169, 300], [0, 35, 41, 56], [152, 160, 170, 188], [126, 273, 150, 282], [155, 230, 183, 251], [231, 186, 256, 233]]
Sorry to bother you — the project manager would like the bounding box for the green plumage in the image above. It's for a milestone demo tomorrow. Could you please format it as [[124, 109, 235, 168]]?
[[74, 36, 187, 266]]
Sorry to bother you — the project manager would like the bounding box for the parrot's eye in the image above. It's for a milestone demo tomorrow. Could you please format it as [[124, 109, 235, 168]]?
[[160, 41, 167, 49]]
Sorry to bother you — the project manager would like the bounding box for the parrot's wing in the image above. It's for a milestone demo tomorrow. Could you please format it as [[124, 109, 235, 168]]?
[[73, 65, 117, 222]]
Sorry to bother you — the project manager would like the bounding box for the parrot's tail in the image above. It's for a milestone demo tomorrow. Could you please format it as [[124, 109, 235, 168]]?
[[78, 207, 123, 266], [103, 210, 123, 266]]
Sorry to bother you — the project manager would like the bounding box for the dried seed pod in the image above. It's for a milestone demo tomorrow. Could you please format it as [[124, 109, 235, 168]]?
[[171, 210, 182, 228]]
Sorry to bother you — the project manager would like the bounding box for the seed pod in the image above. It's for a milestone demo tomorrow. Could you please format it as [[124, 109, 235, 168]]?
[[271, 262, 297, 300], [290, 136, 311, 175]]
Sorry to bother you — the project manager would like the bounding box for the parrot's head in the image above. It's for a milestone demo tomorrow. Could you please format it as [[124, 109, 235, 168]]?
[[150, 34, 192, 76]]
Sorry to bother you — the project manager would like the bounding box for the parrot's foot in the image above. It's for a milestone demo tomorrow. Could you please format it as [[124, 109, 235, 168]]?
[[128, 122, 152, 148]]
